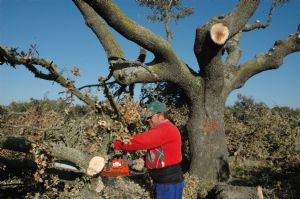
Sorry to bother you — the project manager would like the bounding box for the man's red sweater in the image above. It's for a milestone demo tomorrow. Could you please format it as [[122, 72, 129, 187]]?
[[113, 119, 182, 170]]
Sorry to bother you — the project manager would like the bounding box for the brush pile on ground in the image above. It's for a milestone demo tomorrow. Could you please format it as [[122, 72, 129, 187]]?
[[0, 95, 299, 198]]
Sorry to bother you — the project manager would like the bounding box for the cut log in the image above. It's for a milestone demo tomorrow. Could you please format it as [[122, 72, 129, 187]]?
[[86, 156, 105, 176], [206, 184, 264, 199], [210, 23, 229, 45], [0, 135, 91, 173]]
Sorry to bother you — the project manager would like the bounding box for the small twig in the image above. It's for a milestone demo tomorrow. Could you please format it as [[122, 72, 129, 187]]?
[[113, 84, 127, 98], [77, 83, 101, 91], [102, 82, 122, 118], [243, 2, 274, 32]]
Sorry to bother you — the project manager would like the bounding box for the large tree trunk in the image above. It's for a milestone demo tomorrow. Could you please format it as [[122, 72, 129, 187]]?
[[187, 98, 229, 182]]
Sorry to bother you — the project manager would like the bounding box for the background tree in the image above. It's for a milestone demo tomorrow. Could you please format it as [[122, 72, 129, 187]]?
[[135, 0, 194, 42], [1, 0, 299, 184]]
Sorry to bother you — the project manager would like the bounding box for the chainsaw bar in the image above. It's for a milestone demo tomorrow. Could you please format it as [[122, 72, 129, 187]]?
[[49, 160, 82, 173]]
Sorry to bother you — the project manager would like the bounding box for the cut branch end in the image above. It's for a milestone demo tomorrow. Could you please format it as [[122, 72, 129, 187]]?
[[210, 23, 229, 45]]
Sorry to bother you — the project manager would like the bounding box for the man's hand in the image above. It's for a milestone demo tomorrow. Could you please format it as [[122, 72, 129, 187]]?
[[119, 133, 132, 144], [112, 134, 132, 151], [131, 158, 145, 171]]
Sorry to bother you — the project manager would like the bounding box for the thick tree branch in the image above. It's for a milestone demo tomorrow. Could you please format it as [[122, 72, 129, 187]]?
[[194, 0, 260, 69], [76, 0, 189, 92], [0, 136, 102, 198], [219, 0, 260, 38], [111, 61, 162, 84], [73, 0, 124, 61], [84, 0, 175, 61], [225, 32, 242, 66], [228, 32, 300, 93], [46, 143, 91, 171], [0, 45, 100, 112], [192, 0, 260, 106], [0, 135, 91, 172], [223, 33, 243, 97], [80, 0, 198, 96], [113, 47, 147, 98]]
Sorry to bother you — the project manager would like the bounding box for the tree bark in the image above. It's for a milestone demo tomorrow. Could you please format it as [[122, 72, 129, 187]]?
[[187, 99, 229, 182]]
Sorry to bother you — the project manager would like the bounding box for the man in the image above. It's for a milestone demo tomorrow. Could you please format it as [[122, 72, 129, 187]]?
[[113, 101, 184, 199]]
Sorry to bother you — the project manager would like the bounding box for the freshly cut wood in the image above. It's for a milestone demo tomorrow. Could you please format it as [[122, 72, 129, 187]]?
[[86, 156, 105, 176], [210, 23, 229, 45]]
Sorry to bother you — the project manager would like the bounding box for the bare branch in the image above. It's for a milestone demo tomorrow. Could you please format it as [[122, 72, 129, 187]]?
[[76, 0, 189, 89], [243, 2, 275, 32], [113, 84, 127, 98], [223, 33, 243, 97], [73, 0, 124, 60], [0, 45, 57, 80], [228, 32, 300, 93], [99, 77, 122, 118], [77, 83, 101, 91], [84, 0, 173, 61], [79, 0, 197, 95], [0, 45, 100, 112], [225, 32, 242, 66], [113, 47, 147, 97]]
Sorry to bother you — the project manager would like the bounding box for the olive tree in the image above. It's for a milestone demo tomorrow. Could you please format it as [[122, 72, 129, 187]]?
[[1, 0, 299, 183]]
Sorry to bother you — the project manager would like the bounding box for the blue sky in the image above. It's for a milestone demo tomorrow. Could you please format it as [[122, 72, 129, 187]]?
[[0, 0, 299, 108]]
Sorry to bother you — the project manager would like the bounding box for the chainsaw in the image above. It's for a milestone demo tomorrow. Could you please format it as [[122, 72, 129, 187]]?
[[100, 146, 145, 177], [51, 146, 145, 177]]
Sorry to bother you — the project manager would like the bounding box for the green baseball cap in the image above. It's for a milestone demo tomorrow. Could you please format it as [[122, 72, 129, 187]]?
[[144, 101, 167, 118]]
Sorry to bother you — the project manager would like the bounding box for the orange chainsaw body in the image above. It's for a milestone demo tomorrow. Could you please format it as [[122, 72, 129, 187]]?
[[101, 158, 130, 177]]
